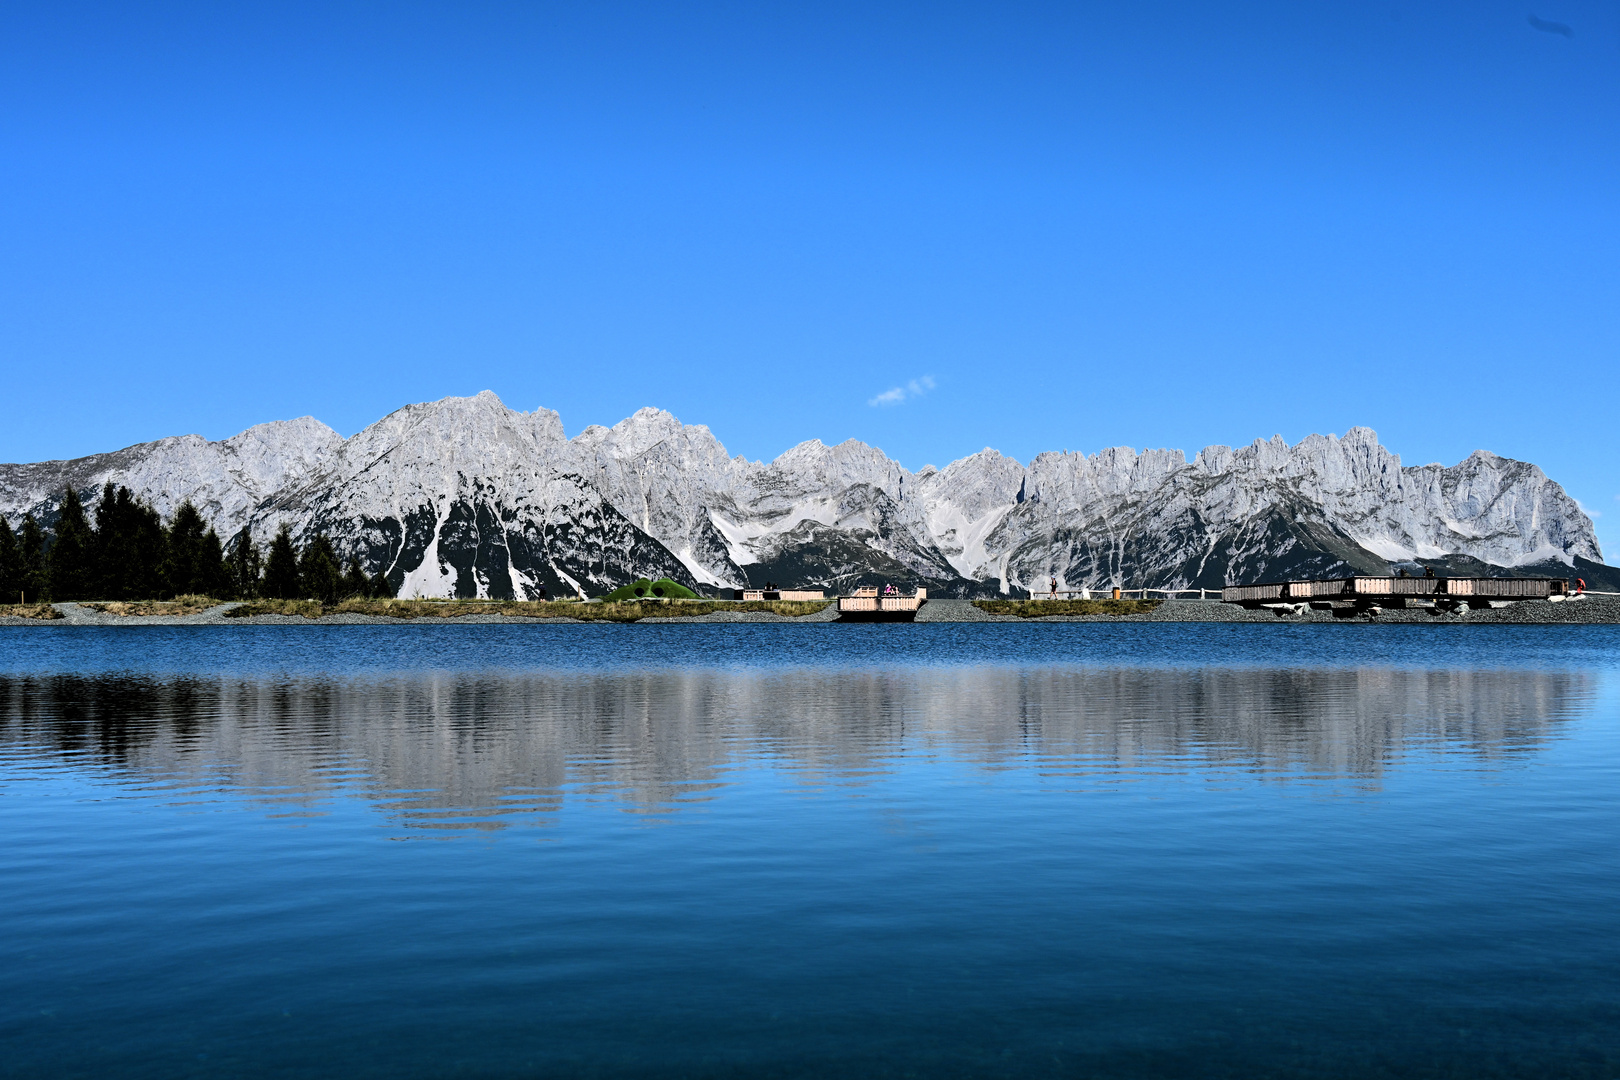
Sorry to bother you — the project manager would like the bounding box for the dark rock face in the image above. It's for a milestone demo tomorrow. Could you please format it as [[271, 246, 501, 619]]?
[[743, 519, 981, 596], [986, 499, 1391, 593], [302, 477, 700, 601], [687, 510, 749, 589]]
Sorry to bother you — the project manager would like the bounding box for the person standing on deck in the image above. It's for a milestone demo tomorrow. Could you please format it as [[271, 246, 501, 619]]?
[[1049, 576, 1058, 599]]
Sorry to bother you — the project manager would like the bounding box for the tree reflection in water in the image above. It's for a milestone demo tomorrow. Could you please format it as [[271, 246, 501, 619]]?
[[0, 665, 1591, 831]]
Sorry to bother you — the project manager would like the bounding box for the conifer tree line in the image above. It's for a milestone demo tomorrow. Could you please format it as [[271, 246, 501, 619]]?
[[0, 484, 395, 604]]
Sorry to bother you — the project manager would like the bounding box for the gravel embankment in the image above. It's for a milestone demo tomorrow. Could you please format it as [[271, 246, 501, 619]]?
[[0, 603, 591, 627], [970, 595, 1620, 625], [0, 602, 248, 627], [4, 596, 1616, 627], [639, 605, 842, 623]]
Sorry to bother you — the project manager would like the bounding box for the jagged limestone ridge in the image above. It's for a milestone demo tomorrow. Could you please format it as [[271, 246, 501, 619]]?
[[0, 392, 1601, 598]]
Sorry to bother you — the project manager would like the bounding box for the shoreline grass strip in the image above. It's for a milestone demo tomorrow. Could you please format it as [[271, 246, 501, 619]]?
[[0, 603, 65, 620], [225, 598, 831, 622]]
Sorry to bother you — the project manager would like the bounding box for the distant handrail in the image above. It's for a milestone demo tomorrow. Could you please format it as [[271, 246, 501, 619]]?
[[740, 589, 825, 601], [1017, 587, 1222, 601]]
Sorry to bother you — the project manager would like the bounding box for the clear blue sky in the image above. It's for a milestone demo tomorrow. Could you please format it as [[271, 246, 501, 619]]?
[[2, 1, 1616, 551]]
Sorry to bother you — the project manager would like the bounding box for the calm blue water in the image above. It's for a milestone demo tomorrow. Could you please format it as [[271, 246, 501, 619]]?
[[2, 624, 1618, 1079]]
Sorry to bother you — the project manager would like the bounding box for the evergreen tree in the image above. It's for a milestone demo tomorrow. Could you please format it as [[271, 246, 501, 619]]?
[[341, 557, 370, 599], [262, 524, 301, 599], [92, 482, 119, 598], [368, 566, 395, 599], [0, 518, 21, 604], [19, 514, 47, 603], [92, 485, 152, 599], [91, 485, 168, 600], [228, 530, 262, 599], [197, 528, 233, 599], [46, 488, 95, 601], [299, 535, 342, 604], [163, 501, 209, 597], [129, 495, 167, 599]]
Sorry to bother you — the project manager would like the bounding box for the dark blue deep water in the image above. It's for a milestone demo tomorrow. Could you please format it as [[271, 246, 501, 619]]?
[[3, 624, 1618, 1079]]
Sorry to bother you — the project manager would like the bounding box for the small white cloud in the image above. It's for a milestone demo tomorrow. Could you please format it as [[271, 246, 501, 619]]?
[[869, 374, 936, 407], [1576, 499, 1602, 519]]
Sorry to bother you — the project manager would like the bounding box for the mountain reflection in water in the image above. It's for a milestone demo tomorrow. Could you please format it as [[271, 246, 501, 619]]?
[[0, 666, 1589, 831]]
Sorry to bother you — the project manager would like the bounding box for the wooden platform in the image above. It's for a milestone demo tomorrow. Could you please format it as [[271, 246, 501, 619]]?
[[837, 586, 928, 622], [1223, 576, 1568, 613], [740, 589, 825, 601]]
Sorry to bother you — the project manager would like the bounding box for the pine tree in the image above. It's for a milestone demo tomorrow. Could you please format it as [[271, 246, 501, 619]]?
[[92, 482, 121, 599], [197, 528, 232, 599], [20, 514, 47, 603], [46, 489, 95, 601], [0, 518, 21, 604], [262, 524, 301, 599], [229, 530, 262, 599], [369, 566, 395, 599], [126, 494, 167, 599], [93, 485, 164, 600], [163, 501, 208, 598], [341, 557, 369, 599], [299, 535, 341, 604]]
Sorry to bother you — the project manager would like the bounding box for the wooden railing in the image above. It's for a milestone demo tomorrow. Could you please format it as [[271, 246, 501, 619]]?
[[838, 587, 928, 613], [1022, 588, 1223, 601], [1221, 576, 1568, 605]]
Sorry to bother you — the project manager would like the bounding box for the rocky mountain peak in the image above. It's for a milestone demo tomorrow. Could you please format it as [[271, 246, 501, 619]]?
[[0, 394, 1603, 598]]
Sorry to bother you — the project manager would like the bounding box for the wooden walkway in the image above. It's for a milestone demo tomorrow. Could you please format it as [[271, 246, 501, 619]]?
[[1222, 575, 1568, 612]]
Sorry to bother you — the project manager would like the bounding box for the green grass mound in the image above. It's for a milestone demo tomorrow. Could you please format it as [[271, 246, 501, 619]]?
[[602, 577, 700, 602]]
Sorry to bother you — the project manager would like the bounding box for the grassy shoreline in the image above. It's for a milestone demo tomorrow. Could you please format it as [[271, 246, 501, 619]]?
[[0, 603, 64, 620], [225, 597, 832, 622], [85, 595, 220, 617]]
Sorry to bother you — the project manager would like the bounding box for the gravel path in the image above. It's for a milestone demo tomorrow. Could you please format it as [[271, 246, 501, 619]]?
[[0, 602, 251, 627], [3, 596, 1616, 627], [914, 599, 1014, 622]]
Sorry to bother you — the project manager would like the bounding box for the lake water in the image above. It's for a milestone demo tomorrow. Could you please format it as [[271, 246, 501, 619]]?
[[3, 624, 1618, 1079]]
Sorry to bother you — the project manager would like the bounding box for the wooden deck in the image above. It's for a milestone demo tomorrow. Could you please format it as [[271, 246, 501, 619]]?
[[740, 589, 825, 602], [837, 586, 928, 621]]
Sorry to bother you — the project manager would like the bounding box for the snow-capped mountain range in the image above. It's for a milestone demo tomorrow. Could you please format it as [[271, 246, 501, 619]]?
[[0, 391, 1604, 598]]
